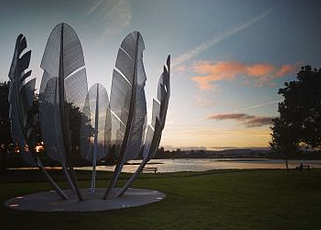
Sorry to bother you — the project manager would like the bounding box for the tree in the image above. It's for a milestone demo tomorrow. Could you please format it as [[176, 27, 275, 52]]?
[[0, 80, 94, 171], [270, 117, 300, 172], [37, 100, 94, 165], [270, 66, 321, 170], [295, 66, 321, 148], [0, 81, 12, 171]]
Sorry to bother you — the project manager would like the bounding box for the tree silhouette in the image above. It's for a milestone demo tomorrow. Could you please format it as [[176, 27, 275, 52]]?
[[295, 66, 321, 148], [0, 81, 13, 171], [270, 117, 300, 172], [270, 66, 321, 169], [38, 98, 94, 165], [0, 80, 94, 170], [67, 102, 95, 160]]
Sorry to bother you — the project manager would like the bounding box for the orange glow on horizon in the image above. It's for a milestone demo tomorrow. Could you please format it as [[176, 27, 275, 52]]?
[[160, 125, 271, 150]]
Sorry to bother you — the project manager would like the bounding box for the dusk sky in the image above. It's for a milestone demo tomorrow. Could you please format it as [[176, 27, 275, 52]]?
[[1, 0, 321, 150]]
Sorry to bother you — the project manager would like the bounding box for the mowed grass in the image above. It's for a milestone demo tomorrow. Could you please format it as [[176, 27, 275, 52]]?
[[1, 169, 321, 230]]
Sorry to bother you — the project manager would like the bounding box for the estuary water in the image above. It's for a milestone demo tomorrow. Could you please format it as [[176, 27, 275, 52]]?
[[76, 158, 321, 173]]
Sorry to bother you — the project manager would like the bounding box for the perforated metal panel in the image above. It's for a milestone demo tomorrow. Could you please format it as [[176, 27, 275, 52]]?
[[109, 31, 147, 162], [8, 34, 37, 166], [39, 23, 88, 164], [80, 83, 110, 162]]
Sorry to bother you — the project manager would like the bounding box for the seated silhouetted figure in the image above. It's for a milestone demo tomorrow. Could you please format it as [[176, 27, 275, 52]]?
[[296, 163, 310, 171]]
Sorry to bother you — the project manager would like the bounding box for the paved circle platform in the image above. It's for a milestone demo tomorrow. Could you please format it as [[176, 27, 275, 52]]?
[[4, 188, 165, 212]]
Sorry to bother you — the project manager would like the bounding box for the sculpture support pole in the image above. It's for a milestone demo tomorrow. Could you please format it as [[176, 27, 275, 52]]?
[[118, 119, 163, 197], [53, 78, 76, 195], [62, 163, 76, 194], [117, 158, 147, 197], [59, 23, 83, 201], [111, 164, 123, 188], [37, 158, 69, 200], [91, 84, 99, 193]]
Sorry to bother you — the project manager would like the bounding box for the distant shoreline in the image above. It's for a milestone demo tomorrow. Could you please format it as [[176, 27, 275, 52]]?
[[152, 148, 321, 160]]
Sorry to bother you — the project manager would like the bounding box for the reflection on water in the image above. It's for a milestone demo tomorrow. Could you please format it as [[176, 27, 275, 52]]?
[[75, 158, 321, 173]]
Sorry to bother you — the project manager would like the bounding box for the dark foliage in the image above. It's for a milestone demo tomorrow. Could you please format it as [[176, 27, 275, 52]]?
[[0, 81, 13, 171], [0, 80, 95, 168], [270, 66, 321, 167]]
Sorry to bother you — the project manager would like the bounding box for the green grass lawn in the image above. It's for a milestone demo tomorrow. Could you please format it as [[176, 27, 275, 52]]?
[[1, 169, 321, 230]]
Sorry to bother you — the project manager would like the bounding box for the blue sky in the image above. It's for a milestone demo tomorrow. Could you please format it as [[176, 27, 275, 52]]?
[[1, 0, 321, 150]]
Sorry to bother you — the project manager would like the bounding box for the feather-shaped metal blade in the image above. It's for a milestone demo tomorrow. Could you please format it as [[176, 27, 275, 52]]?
[[80, 83, 111, 192], [145, 55, 170, 161], [8, 34, 36, 166], [8, 34, 70, 200], [39, 23, 88, 200], [109, 31, 145, 161], [123, 41, 147, 162], [116, 55, 171, 198], [80, 83, 110, 162], [39, 23, 88, 164], [103, 31, 145, 199]]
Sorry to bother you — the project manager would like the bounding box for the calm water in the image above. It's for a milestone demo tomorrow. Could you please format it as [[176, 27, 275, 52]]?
[[75, 158, 321, 173]]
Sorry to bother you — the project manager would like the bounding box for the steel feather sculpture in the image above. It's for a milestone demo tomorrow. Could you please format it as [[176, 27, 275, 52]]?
[[103, 31, 147, 199], [117, 55, 170, 197], [7, 23, 170, 204], [38, 23, 88, 201], [8, 34, 69, 200], [81, 83, 111, 192]]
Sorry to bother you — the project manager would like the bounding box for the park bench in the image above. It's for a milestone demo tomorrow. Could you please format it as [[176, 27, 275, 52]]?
[[142, 167, 158, 174], [296, 164, 311, 171]]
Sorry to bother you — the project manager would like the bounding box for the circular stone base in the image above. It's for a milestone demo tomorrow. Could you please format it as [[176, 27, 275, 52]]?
[[4, 188, 165, 212]]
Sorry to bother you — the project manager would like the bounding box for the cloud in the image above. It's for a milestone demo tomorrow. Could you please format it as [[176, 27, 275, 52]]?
[[87, 0, 131, 39], [191, 61, 244, 89], [245, 117, 274, 127], [206, 113, 274, 127], [246, 64, 275, 77], [190, 61, 298, 89], [172, 10, 271, 67], [208, 113, 254, 120], [275, 64, 297, 77]]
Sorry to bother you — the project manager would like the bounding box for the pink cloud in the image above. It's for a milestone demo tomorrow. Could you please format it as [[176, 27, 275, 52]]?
[[191, 61, 298, 90], [245, 117, 274, 127], [207, 113, 274, 127], [191, 75, 217, 90], [207, 113, 255, 120], [246, 64, 275, 77], [275, 64, 297, 77]]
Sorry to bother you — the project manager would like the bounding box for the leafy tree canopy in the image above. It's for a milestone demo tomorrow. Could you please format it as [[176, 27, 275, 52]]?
[[271, 66, 321, 155]]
